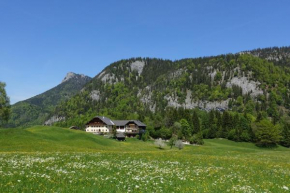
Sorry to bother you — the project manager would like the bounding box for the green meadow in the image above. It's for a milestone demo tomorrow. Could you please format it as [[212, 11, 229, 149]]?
[[0, 126, 289, 192]]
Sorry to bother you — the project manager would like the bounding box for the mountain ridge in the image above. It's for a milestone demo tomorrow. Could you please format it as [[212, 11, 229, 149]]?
[[7, 72, 92, 127], [47, 46, 290, 129]]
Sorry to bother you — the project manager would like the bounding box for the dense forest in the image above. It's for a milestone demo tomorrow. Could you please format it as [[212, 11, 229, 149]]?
[[47, 47, 290, 147]]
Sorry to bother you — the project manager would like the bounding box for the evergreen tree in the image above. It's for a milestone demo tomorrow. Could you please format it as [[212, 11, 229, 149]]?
[[192, 111, 200, 134], [0, 82, 10, 126], [180, 119, 191, 140], [281, 123, 290, 147], [221, 111, 232, 138]]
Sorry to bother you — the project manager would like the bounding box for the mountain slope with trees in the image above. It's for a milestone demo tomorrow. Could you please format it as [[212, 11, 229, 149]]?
[[48, 46, 290, 147], [7, 72, 91, 127]]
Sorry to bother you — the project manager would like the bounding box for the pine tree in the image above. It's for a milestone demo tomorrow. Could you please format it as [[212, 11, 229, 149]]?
[[0, 82, 10, 126], [281, 123, 290, 147], [192, 111, 200, 134]]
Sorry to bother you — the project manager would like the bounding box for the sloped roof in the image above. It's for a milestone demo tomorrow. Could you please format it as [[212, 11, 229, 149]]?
[[132, 120, 146, 127], [97, 116, 115, 125], [86, 116, 146, 127], [113, 120, 146, 127], [86, 116, 114, 126], [113, 120, 129, 126], [116, 133, 126, 138]]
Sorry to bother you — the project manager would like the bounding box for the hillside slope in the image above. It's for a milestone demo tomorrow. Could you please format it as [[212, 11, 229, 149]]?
[[0, 126, 155, 152], [49, 47, 290, 127], [7, 72, 91, 128], [0, 126, 288, 153]]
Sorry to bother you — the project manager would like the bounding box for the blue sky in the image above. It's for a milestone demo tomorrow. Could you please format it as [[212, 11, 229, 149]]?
[[0, 0, 289, 104]]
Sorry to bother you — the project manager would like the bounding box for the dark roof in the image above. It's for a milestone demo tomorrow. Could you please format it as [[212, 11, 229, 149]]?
[[86, 116, 146, 127], [86, 116, 114, 126], [116, 133, 126, 138], [97, 116, 115, 126], [133, 120, 146, 127], [113, 120, 128, 126], [113, 120, 146, 127]]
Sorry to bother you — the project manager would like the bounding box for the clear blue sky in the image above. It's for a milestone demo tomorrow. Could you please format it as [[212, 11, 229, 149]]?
[[1, 0, 289, 104]]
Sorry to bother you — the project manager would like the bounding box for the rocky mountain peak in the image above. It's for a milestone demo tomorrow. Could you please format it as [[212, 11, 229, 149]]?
[[61, 72, 89, 83]]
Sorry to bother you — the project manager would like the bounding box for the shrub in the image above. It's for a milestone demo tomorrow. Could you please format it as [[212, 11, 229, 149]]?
[[240, 131, 251, 142], [175, 140, 184, 150], [251, 119, 282, 147], [168, 136, 177, 149], [154, 138, 165, 149], [141, 131, 149, 142], [189, 133, 204, 145]]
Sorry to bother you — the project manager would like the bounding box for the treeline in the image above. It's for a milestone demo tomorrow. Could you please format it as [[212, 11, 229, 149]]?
[[144, 107, 290, 148]]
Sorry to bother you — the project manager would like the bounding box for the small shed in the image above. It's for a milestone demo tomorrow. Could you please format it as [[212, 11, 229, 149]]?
[[116, 133, 126, 141]]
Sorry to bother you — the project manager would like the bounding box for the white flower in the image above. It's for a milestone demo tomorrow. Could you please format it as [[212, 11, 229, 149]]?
[[282, 185, 289, 190]]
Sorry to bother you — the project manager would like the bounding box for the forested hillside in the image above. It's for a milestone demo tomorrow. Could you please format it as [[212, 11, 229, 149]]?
[[7, 73, 91, 127], [46, 47, 290, 147]]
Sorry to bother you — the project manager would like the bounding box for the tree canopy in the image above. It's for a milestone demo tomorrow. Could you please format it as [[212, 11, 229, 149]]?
[[0, 82, 10, 126]]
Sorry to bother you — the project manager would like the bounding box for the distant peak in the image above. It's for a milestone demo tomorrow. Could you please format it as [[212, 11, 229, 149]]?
[[62, 72, 76, 83], [61, 72, 91, 83]]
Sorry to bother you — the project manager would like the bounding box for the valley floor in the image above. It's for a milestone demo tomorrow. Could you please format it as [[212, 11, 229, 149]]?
[[0, 126, 289, 192]]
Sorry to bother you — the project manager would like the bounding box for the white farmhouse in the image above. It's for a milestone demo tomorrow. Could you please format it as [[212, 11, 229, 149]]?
[[85, 116, 146, 137]]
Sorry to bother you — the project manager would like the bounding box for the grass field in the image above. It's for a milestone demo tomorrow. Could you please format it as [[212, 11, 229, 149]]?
[[0, 126, 289, 192]]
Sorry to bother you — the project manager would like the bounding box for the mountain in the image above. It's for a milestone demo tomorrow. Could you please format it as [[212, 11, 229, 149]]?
[[47, 47, 290, 130], [243, 46, 290, 66], [7, 72, 92, 127]]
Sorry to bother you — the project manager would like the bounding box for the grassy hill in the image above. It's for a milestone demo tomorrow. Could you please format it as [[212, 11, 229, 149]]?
[[0, 126, 155, 152], [0, 126, 289, 192]]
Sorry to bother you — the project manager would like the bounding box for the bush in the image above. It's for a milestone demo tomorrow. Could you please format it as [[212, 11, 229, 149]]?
[[154, 138, 165, 149], [189, 133, 204, 145], [251, 119, 282, 147], [168, 136, 177, 149], [141, 131, 149, 142], [240, 131, 251, 142], [175, 140, 184, 150], [227, 129, 236, 141]]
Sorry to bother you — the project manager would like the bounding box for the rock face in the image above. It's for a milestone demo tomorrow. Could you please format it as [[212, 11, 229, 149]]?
[[90, 90, 101, 101], [130, 61, 145, 75], [44, 116, 65, 126], [226, 77, 263, 97], [62, 72, 91, 84], [164, 90, 229, 111]]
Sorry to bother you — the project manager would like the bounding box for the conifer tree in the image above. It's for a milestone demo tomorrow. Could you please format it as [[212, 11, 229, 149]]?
[[192, 111, 200, 134], [0, 82, 10, 126]]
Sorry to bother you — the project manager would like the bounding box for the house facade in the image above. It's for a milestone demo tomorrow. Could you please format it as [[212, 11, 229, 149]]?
[[85, 116, 146, 136], [85, 116, 114, 133]]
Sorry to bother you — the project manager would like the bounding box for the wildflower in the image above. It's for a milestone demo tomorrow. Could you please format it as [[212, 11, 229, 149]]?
[[282, 186, 289, 190]]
